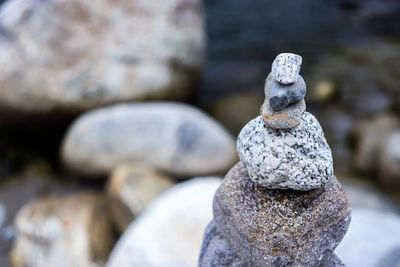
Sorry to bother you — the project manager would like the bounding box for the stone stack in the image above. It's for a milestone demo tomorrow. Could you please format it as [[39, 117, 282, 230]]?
[[199, 53, 351, 267]]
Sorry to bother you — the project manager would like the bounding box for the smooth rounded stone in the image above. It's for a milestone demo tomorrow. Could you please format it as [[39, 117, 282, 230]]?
[[379, 131, 400, 189], [62, 103, 237, 177], [10, 192, 115, 267], [266, 73, 307, 111], [213, 162, 351, 267], [198, 220, 244, 267], [336, 208, 400, 267], [352, 114, 400, 173], [271, 53, 302, 85], [106, 177, 221, 267], [0, 202, 6, 228], [0, 0, 205, 115], [261, 98, 306, 129], [237, 112, 333, 190], [107, 163, 174, 233]]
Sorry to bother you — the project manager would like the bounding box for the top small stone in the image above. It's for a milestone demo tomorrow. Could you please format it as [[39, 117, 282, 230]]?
[[271, 53, 302, 84]]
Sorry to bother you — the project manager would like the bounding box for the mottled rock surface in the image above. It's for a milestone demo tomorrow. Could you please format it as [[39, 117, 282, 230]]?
[[266, 73, 306, 111], [198, 220, 244, 267], [379, 131, 400, 188], [261, 98, 306, 129], [107, 163, 174, 232], [213, 162, 351, 266], [106, 177, 221, 267], [336, 208, 400, 267], [10, 192, 115, 267], [62, 103, 237, 177], [237, 112, 333, 190], [0, 0, 205, 115], [271, 53, 302, 84]]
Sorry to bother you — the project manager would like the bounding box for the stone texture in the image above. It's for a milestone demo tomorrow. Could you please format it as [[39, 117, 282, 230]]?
[[336, 208, 400, 267], [106, 177, 221, 267], [271, 53, 302, 84], [10, 192, 115, 267], [266, 73, 306, 111], [261, 98, 306, 129], [319, 253, 346, 267], [379, 131, 400, 189], [352, 114, 400, 173], [0, 0, 205, 115], [62, 103, 237, 177], [213, 162, 351, 267], [198, 220, 244, 267], [106, 163, 174, 233], [237, 112, 333, 190]]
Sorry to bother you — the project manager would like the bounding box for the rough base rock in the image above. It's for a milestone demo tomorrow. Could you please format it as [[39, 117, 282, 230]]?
[[213, 162, 351, 266], [238, 112, 333, 190]]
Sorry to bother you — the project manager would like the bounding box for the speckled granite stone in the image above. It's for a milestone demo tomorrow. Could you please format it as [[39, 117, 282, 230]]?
[[213, 162, 351, 267], [271, 53, 302, 84], [266, 73, 306, 111], [237, 112, 333, 190]]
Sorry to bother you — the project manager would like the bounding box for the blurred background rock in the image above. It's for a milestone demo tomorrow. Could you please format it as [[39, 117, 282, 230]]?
[[0, 0, 399, 266]]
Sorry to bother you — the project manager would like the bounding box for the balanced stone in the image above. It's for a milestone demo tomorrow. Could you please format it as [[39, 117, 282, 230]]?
[[271, 53, 302, 84], [237, 112, 333, 190], [261, 98, 306, 129], [212, 162, 351, 267], [267, 73, 307, 111]]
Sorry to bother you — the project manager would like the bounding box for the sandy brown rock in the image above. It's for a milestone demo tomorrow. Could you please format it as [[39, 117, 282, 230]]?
[[10, 192, 115, 267], [107, 163, 174, 232], [213, 162, 351, 267]]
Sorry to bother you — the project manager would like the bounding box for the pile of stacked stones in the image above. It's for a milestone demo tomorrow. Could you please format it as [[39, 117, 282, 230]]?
[[199, 53, 351, 267]]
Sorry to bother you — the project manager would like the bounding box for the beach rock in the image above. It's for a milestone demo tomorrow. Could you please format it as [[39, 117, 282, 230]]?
[[260, 98, 306, 129], [336, 208, 400, 267], [266, 73, 306, 111], [10, 192, 115, 267], [352, 114, 400, 173], [213, 162, 351, 267], [237, 112, 333, 190], [62, 103, 237, 177], [271, 53, 302, 85], [106, 163, 174, 232], [0, 0, 205, 115], [0, 202, 5, 228], [106, 177, 221, 267], [379, 131, 400, 189]]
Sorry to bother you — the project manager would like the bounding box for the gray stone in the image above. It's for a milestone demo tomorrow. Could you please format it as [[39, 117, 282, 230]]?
[[0, 202, 5, 228], [336, 208, 400, 267], [319, 253, 346, 267], [237, 112, 333, 190], [379, 131, 400, 189], [266, 73, 306, 111], [0, 0, 205, 115], [62, 103, 237, 177], [198, 220, 244, 267], [271, 53, 302, 84], [106, 177, 221, 267], [106, 163, 175, 233], [10, 192, 115, 267], [213, 162, 351, 267]]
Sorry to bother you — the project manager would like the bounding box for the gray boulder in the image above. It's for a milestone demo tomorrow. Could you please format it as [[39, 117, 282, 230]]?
[[213, 162, 351, 267], [237, 112, 333, 190], [106, 177, 221, 267], [62, 103, 237, 177], [336, 208, 400, 267], [0, 0, 205, 115]]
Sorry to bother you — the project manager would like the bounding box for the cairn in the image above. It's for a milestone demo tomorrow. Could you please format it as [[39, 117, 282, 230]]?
[[199, 53, 351, 267]]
